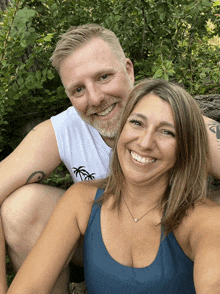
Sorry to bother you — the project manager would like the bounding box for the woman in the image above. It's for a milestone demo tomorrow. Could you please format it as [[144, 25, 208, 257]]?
[[8, 79, 220, 293]]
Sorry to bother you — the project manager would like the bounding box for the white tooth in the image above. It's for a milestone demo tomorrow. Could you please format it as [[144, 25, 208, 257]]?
[[97, 105, 114, 116], [131, 151, 155, 164], [137, 156, 141, 162], [148, 159, 155, 163]]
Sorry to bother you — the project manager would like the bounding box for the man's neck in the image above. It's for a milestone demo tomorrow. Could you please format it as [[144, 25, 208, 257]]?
[[101, 135, 115, 148]]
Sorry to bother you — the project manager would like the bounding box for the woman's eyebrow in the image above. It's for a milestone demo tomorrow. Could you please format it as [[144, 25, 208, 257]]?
[[129, 113, 147, 120], [158, 121, 175, 129]]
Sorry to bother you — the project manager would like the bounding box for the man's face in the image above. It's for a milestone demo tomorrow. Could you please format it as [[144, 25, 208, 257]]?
[[59, 38, 134, 141]]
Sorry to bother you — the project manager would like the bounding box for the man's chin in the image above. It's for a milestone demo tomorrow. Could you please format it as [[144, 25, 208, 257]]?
[[95, 127, 117, 139], [77, 113, 118, 138]]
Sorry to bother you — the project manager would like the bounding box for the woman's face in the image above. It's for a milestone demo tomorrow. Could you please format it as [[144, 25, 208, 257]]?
[[117, 93, 177, 187]]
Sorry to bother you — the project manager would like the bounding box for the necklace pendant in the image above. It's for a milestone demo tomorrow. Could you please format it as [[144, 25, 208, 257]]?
[[134, 219, 138, 222]]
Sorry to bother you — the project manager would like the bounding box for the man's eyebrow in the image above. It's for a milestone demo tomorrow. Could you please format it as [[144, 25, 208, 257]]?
[[129, 113, 175, 129]]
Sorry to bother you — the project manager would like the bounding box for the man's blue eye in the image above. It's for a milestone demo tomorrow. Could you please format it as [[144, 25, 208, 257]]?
[[101, 74, 108, 80], [76, 87, 83, 93]]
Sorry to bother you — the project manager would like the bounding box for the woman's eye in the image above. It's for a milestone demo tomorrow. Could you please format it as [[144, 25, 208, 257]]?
[[161, 130, 176, 137], [129, 119, 142, 126]]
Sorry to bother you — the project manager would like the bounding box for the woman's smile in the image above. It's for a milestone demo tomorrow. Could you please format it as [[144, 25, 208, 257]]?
[[130, 151, 156, 164]]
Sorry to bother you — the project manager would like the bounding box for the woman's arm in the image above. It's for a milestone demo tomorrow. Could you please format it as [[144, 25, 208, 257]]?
[[7, 182, 96, 294], [190, 202, 220, 293]]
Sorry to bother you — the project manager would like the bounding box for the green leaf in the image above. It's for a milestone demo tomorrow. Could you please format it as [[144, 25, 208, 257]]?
[[11, 83, 18, 92], [13, 7, 36, 28], [35, 71, 41, 81], [153, 69, 163, 78], [1, 60, 8, 67], [37, 33, 54, 43], [44, 33, 54, 42], [47, 70, 54, 80], [20, 39, 27, 48], [17, 78, 24, 86], [202, 0, 212, 7]]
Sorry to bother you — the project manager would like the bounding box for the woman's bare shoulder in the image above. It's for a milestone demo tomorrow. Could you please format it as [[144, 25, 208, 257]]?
[[66, 179, 103, 199], [63, 180, 103, 233]]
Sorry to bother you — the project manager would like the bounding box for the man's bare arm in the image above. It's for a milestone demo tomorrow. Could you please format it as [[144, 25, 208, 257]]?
[[0, 119, 62, 205], [204, 116, 220, 179]]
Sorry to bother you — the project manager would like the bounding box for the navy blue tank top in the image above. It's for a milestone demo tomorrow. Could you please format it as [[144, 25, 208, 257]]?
[[84, 189, 195, 293]]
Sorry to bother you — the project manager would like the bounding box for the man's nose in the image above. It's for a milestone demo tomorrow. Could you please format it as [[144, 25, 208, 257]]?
[[86, 84, 104, 106]]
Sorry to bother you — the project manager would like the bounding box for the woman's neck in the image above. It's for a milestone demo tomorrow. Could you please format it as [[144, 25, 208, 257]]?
[[121, 179, 168, 209]]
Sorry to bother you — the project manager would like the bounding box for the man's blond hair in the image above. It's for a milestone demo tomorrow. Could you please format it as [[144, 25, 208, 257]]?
[[50, 24, 126, 72]]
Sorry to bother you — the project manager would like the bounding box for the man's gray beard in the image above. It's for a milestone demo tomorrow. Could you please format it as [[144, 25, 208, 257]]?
[[76, 110, 119, 138], [94, 122, 118, 138]]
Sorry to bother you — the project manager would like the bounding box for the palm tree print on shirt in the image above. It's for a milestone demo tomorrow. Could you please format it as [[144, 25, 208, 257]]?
[[73, 166, 95, 181]]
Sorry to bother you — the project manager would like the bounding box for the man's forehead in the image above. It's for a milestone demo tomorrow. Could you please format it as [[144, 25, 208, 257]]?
[[62, 41, 121, 70], [73, 37, 113, 57]]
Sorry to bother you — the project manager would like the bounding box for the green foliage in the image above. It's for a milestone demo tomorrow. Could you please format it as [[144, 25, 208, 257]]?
[[0, 0, 220, 160], [104, 0, 220, 91], [6, 254, 15, 286], [43, 163, 73, 190]]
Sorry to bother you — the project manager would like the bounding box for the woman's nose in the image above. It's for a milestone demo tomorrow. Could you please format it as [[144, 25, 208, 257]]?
[[137, 131, 155, 150]]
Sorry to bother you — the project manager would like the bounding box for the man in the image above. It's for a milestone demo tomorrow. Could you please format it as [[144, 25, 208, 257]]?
[[0, 24, 134, 293], [0, 24, 220, 293]]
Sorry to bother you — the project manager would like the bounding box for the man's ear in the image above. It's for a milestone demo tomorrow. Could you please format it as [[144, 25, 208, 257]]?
[[125, 58, 135, 84], [64, 89, 70, 99]]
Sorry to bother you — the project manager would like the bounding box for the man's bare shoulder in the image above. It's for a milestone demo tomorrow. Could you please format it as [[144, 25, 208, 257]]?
[[28, 119, 54, 134]]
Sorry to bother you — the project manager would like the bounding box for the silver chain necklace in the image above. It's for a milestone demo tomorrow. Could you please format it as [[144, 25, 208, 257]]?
[[122, 195, 156, 222]]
